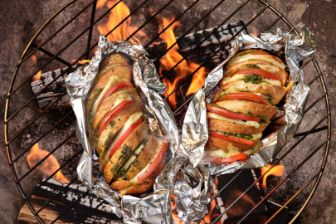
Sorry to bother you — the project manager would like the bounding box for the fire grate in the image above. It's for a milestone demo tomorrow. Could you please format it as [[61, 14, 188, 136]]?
[[3, 0, 331, 223]]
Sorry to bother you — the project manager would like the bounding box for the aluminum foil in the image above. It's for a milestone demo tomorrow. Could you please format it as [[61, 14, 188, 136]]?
[[65, 36, 181, 223], [183, 25, 315, 176]]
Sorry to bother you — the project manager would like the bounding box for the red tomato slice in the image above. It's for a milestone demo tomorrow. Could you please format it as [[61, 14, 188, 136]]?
[[233, 68, 279, 80], [104, 82, 132, 99], [210, 131, 255, 146], [108, 116, 144, 159], [210, 153, 248, 165], [98, 99, 133, 135], [207, 104, 260, 122], [97, 82, 132, 110], [135, 141, 168, 182], [216, 93, 269, 104]]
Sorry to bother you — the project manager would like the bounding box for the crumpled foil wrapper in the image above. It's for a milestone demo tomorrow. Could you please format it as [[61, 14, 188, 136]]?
[[65, 36, 182, 223], [183, 24, 315, 176]]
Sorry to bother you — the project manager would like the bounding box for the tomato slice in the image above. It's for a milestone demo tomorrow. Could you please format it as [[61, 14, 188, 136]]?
[[233, 68, 279, 80], [108, 116, 144, 159], [133, 141, 168, 182], [207, 104, 260, 122], [98, 99, 133, 135], [210, 153, 248, 165], [210, 131, 255, 146], [97, 82, 132, 110], [215, 93, 269, 104]]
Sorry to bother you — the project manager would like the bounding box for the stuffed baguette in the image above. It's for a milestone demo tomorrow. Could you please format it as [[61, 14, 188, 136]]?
[[206, 49, 290, 164], [86, 53, 168, 195]]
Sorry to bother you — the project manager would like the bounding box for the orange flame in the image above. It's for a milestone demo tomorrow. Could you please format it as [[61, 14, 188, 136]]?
[[32, 70, 42, 82], [27, 143, 70, 184], [77, 59, 91, 65], [31, 55, 37, 65], [97, 0, 146, 44], [260, 164, 285, 189], [159, 18, 207, 108]]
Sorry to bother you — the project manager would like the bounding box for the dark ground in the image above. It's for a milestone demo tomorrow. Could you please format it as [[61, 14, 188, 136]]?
[[0, 0, 335, 223]]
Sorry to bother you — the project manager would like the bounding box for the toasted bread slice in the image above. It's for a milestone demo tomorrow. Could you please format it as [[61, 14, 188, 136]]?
[[217, 80, 287, 104], [227, 50, 286, 70], [208, 114, 267, 135], [215, 100, 276, 121], [225, 60, 288, 85], [92, 88, 140, 129], [111, 179, 155, 195], [206, 135, 259, 151]]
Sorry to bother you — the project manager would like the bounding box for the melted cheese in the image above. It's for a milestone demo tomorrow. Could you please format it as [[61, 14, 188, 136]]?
[[208, 112, 260, 128], [222, 74, 281, 86], [231, 54, 285, 69], [103, 112, 143, 162], [91, 76, 121, 117]]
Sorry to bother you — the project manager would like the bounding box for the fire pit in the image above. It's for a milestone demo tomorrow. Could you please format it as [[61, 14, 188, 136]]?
[[3, 0, 331, 223]]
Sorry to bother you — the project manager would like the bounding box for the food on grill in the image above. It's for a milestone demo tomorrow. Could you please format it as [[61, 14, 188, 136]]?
[[86, 53, 168, 195], [206, 49, 291, 164]]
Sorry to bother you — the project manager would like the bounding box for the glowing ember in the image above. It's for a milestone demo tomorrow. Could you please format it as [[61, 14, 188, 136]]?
[[260, 164, 285, 189], [159, 17, 207, 108], [77, 59, 91, 65], [27, 143, 70, 184], [32, 70, 42, 82], [97, 0, 146, 44], [31, 55, 37, 65]]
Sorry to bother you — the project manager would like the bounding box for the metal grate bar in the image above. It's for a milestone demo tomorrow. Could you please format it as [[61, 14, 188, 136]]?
[[155, 0, 233, 63], [6, 93, 69, 145], [160, 0, 250, 80], [18, 131, 76, 182], [211, 170, 244, 201], [25, 149, 82, 204], [143, 0, 202, 48], [294, 125, 327, 137], [304, 94, 326, 113], [31, 43, 71, 66], [264, 172, 319, 224], [7, 0, 153, 122], [11, 111, 74, 164], [236, 142, 326, 224], [173, 4, 268, 115], [20, 0, 96, 64], [86, 0, 97, 58], [10, 0, 125, 96], [212, 115, 327, 223], [36, 178, 79, 214]]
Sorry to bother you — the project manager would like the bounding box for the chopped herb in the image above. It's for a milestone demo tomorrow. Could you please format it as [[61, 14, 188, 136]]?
[[235, 133, 253, 140], [258, 115, 267, 123], [243, 75, 263, 84], [247, 111, 253, 116], [246, 64, 260, 69]]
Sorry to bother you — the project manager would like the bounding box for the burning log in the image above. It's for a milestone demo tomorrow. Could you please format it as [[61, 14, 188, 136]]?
[[18, 179, 121, 223]]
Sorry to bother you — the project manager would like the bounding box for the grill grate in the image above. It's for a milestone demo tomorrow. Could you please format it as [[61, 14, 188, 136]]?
[[3, 0, 331, 223]]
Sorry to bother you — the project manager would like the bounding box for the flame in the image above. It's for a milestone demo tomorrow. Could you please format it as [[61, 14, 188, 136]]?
[[97, 0, 146, 44], [77, 59, 91, 65], [27, 143, 70, 184], [260, 164, 285, 189], [159, 18, 207, 108], [32, 70, 42, 82], [31, 55, 37, 65]]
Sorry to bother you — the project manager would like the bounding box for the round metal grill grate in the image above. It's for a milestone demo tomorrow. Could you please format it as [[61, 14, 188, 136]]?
[[3, 0, 331, 223]]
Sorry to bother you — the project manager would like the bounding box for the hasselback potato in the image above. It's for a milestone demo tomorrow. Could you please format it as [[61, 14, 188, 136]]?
[[205, 49, 290, 164], [86, 53, 168, 195]]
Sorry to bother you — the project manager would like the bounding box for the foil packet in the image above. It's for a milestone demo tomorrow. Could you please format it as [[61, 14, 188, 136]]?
[[65, 36, 182, 223], [183, 24, 315, 175]]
